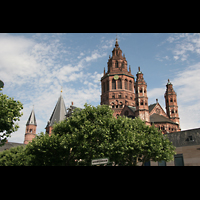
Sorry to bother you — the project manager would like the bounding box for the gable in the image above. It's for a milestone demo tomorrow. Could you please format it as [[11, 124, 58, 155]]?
[[121, 106, 135, 117], [149, 103, 168, 118]]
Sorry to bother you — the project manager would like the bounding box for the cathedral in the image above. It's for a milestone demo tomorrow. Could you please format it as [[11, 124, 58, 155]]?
[[23, 38, 181, 144]]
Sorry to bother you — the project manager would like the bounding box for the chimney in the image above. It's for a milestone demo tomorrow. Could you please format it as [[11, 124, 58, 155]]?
[[156, 99, 158, 103]]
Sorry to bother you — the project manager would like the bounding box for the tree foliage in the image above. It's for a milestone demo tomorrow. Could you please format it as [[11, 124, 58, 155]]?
[[0, 88, 23, 146], [0, 104, 176, 166]]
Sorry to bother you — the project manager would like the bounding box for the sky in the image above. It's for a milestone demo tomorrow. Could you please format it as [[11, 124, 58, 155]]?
[[0, 33, 200, 143]]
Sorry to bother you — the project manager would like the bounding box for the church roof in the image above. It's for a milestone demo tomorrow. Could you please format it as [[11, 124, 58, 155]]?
[[127, 106, 136, 113], [150, 113, 177, 124], [26, 108, 37, 126], [148, 103, 157, 113], [47, 94, 67, 127]]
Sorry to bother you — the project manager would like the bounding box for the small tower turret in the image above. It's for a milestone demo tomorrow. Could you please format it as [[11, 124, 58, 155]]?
[[24, 107, 37, 144], [164, 79, 181, 130], [135, 67, 150, 125]]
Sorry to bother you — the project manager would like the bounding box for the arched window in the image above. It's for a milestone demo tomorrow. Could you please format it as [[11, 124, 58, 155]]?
[[141, 100, 143, 105], [125, 79, 128, 90], [129, 80, 132, 91], [118, 78, 122, 89], [170, 98, 173, 102], [171, 109, 174, 114], [112, 79, 116, 89], [140, 88, 142, 93]]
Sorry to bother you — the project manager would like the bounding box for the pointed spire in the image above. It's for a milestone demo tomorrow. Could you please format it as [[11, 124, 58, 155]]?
[[129, 65, 131, 73], [47, 94, 67, 127], [26, 107, 37, 126], [104, 67, 105, 75]]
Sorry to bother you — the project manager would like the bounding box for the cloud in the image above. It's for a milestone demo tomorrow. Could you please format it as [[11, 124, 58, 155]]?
[[166, 33, 200, 62], [174, 56, 179, 60], [85, 51, 107, 62], [0, 34, 110, 143]]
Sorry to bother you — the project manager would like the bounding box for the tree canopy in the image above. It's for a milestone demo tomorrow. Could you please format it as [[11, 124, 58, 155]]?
[[0, 104, 176, 166], [0, 88, 23, 146]]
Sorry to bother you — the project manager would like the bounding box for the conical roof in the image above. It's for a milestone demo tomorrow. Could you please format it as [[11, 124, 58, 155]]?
[[47, 94, 67, 127], [26, 108, 37, 126]]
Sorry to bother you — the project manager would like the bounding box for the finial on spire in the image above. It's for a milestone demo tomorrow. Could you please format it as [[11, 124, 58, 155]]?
[[104, 67, 105, 75], [167, 79, 172, 85], [129, 65, 131, 73], [61, 86, 63, 93], [115, 33, 119, 47], [138, 66, 140, 72]]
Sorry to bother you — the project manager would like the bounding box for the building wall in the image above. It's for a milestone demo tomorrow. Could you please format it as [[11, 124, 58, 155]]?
[[150, 128, 200, 166], [150, 144, 200, 166]]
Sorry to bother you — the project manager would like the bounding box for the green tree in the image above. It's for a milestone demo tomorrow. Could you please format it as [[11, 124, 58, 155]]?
[[0, 145, 27, 166], [52, 104, 175, 166], [0, 104, 176, 166], [24, 132, 77, 166], [0, 88, 23, 146], [108, 116, 176, 166]]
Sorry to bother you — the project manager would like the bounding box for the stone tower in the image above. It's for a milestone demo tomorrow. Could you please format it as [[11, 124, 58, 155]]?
[[24, 107, 37, 144], [135, 67, 150, 125], [100, 38, 135, 117], [164, 79, 180, 130]]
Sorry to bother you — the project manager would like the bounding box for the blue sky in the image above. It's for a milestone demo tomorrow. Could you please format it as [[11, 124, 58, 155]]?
[[1, 33, 200, 143]]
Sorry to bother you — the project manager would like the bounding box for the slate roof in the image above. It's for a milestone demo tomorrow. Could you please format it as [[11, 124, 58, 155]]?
[[0, 142, 26, 152], [47, 94, 67, 127], [166, 128, 200, 147], [26, 108, 37, 126], [150, 113, 177, 124], [66, 105, 82, 118], [148, 103, 157, 113], [127, 106, 136, 113]]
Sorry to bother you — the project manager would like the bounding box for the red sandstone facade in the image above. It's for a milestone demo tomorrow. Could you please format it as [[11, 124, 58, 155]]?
[[100, 39, 180, 133], [24, 108, 37, 144], [100, 39, 136, 118]]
